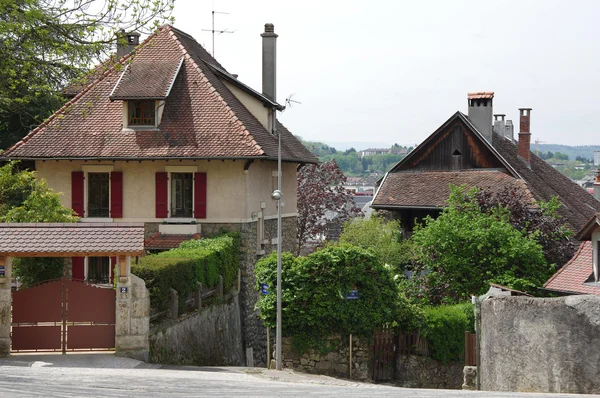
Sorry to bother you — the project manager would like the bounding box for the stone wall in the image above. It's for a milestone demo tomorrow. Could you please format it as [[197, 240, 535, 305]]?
[[394, 355, 464, 389], [480, 295, 600, 394], [115, 273, 150, 361], [280, 335, 371, 381], [149, 293, 244, 366]]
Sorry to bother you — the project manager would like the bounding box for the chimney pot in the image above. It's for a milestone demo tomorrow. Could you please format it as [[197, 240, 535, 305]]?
[[518, 108, 532, 165], [261, 22, 278, 103], [117, 30, 140, 59]]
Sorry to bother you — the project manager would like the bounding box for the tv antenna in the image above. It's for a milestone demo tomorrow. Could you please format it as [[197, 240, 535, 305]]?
[[284, 94, 302, 110], [201, 8, 234, 57]]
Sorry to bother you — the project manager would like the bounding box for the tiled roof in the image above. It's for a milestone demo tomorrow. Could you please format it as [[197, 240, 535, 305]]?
[[544, 242, 600, 295], [110, 58, 183, 99], [468, 92, 494, 99], [492, 132, 600, 232], [0, 223, 145, 255], [144, 233, 199, 250], [372, 170, 531, 208], [2, 26, 317, 164]]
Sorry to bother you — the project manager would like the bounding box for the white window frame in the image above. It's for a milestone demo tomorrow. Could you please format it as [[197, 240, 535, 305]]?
[[123, 100, 163, 130]]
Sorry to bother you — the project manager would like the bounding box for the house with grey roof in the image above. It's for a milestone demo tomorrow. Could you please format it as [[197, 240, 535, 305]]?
[[372, 92, 600, 240]]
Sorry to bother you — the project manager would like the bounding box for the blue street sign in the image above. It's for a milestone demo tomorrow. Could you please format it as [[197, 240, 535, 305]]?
[[120, 287, 128, 293], [0, 266, 4, 277], [261, 283, 269, 295], [346, 289, 359, 300]]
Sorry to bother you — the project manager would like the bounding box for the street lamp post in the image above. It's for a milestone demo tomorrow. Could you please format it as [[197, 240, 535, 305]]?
[[271, 123, 283, 371]]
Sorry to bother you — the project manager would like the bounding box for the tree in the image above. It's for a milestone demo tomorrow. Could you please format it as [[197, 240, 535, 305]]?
[[0, 162, 78, 287], [296, 160, 358, 255], [409, 185, 551, 304], [339, 215, 412, 266], [476, 186, 575, 266], [0, 0, 175, 149]]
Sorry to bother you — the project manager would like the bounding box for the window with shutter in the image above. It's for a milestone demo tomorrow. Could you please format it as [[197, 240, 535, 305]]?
[[88, 173, 110, 217]]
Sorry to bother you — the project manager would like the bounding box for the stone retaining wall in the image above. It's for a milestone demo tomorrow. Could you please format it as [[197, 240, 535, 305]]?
[[149, 293, 244, 366], [394, 355, 464, 389], [280, 335, 371, 381]]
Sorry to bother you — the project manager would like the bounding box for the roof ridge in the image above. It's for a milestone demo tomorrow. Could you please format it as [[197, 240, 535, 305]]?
[[166, 28, 265, 156], [3, 26, 169, 156], [543, 241, 588, 287]]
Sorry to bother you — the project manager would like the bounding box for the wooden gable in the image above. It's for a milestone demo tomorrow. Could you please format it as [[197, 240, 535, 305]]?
[[394, 113, 508, 173]]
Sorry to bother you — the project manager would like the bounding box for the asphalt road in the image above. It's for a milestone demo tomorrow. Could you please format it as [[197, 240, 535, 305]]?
[[0, 354, 599, 397]]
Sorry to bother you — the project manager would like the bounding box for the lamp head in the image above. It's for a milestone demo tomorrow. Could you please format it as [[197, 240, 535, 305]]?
[[271, 190, 283, 200]]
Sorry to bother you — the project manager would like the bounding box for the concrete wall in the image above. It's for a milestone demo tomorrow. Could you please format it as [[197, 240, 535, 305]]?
[[149, 294, 244, 366], [480, 295, 600, 394], [34, 159, 298, 222]]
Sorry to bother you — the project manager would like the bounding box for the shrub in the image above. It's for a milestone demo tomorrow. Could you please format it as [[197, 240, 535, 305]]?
[[255, 244, 419, 353], [13, 257, 64, 288], [422, 303, 474, 363], [131, 232, 240, 314]]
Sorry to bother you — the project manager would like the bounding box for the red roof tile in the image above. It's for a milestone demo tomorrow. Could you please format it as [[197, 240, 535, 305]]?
[[0, 223, 145, 255], [2, 26, 317, 164], [372, 170, 531, 208], [110, 58, 183, 99], [544, 242, 600, 295], [144, 233, 199, 250], [468, 92, 494, 99]]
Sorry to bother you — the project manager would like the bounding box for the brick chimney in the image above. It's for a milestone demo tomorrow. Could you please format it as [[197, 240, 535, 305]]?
[[518, 108, 532, 165], [261, 23, 278, 103], [594, 169, 600, 201], [117, 30, 140, 59], [468, 92, 494, 143]]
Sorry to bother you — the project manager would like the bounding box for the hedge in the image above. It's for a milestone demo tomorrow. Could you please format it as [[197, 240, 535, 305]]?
[[421, 303, 474, 363], [131, 232, 240, 314]]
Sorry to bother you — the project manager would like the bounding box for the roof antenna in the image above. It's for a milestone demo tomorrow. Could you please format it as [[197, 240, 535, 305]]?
[[284, 94, 302, 110], [201, 5, 234, 58]]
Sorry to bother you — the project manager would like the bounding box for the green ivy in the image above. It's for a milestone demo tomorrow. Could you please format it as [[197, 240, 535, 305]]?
[[132, 233, 240, 314], [255, 244, 420, 354]]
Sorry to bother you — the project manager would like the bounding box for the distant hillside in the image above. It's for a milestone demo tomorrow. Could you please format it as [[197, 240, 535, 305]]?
[[533, 144, 600, 162]]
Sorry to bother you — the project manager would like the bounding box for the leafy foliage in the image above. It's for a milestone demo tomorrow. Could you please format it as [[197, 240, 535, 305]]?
[[0, 161, 78, 287], [0, 0, 175, 149], [296, 160, 359, 254], [476, 186, 575, 266], [409, 185, 551, 304], [422, 303, 474, 363], [255, 244, 420, 353], [339, 215, 412, 266], [132, 233, 239, 314], [12, 257, 64, 288]]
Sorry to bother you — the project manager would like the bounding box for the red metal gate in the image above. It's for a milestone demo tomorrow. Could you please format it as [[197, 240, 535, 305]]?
[[372, 326, 396, 381], [12, 279, 116, 352]]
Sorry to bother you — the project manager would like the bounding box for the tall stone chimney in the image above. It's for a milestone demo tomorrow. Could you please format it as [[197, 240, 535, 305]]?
[[518, 108, 532, 165], [468, 92, 494, 143], [261, 23, 278, 102], [594, 170, 600, 201], [117, 30, 140, 59], [493, 114, 506, 138]]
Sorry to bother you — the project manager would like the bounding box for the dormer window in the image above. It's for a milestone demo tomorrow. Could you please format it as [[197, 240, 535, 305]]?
[[128, 100, 156, 126]]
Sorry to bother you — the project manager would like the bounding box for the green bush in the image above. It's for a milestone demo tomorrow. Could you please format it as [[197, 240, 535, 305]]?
[[422, 303, 474, 363], [131, 232, 240, 314], [13, 257, 64, 288], [255, 243, 420, 353]]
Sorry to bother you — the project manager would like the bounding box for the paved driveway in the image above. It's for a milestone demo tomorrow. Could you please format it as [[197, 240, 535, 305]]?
[[0, 353, 598, 397]]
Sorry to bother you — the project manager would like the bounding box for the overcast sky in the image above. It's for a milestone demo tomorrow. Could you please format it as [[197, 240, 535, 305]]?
[[171, 0, 600, 148]]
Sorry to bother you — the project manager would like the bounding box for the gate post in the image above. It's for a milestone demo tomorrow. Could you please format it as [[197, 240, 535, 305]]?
[[115, 255, 150, 362], [0, 256, 12, 357]]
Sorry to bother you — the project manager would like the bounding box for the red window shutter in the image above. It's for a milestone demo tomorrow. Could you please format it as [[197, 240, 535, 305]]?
[[71, 171, 84, 217], [110, 172, 123, 218], [194, 172, 207, 219], [72, 257, 84, 280], [155, 172, 168, 218], [110, 257, 116, 284]]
